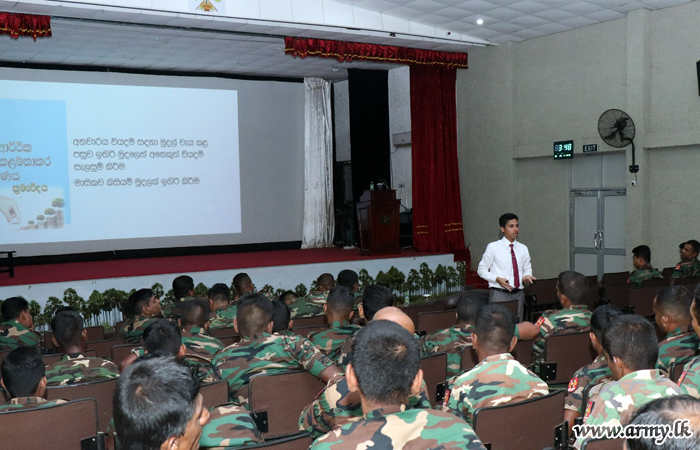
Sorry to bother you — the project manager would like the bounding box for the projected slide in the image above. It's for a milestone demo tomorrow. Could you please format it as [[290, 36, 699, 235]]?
[[0, 81, 241, 245]]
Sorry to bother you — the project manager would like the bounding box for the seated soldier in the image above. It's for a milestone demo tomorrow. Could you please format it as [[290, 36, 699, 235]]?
[[233, 272, 274, 301], [118, 288, 163, 344], [271, 299, 295, 337], [671, 240, 700, 280], [574, 315, 682, 449], [211, 294, 342, 408], [337, 269, 362, 305], [162, 275, 196, 320], [300, 306, 432, 437], [679, 287, 700, 397], [628, 245, 663, 285], [564, 305, 622, 431], [180, 299, 224, 360], [45, 310, 119, 386], [0, 347, 66, 411], [305, 273, 337, 305], [307, 286, 361, 361], [626, 396, 700, 450], [309, 320, 486, 450], [442, 304, 548, 425], [653, 285, 699, 375], [208, 283, 237, 330], [421, 291, 488, 377], [286, 289, 325, 319], [336, 284, 395, 367], [0, 297, 40, 351]]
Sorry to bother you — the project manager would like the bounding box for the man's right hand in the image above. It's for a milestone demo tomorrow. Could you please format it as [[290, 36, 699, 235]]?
[[496, 277, 514, 291]]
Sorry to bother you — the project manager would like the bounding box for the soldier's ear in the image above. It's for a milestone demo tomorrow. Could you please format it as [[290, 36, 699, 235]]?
[[52, 336, 59, 348], [177, 344, 187, 358], [161, 435, 177, 450], [358, 304, 365, 319], [233, 318, 239, 334], [36, 377, 47, 398], [265, 321, 274, 334], [323, 304, 328, 314], [508, 336, 517, 352], [288, 319, 294, 329], [348, 311, 354, 320], [411, 368, 424, 396], [346, 364, 359, 393]]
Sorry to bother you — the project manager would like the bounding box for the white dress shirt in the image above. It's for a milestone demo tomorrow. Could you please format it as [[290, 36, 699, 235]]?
[[477, 237, 532, 289]]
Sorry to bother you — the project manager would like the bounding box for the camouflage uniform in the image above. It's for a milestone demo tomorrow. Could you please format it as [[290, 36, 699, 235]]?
[[211, 332, 335, 408], [0, 320, 40, 351], [208, 304, 237, 330], [199, 403, 262, 449], [306, 290, 329, 305], [678, 356, 700, 397], [288, 296, 325, 318], [670, 260, 700, 279], [421, 324, 474, 378], [161, 296, 195, 320], [565, 354, 613, 413], [656, 325, 700, 376], [45, 352, 119, 386], [309, 405, 486, 450], [628, 266, 663, 285], [575, 369, 682, 449], [0, 397, 67, 412], [118, 315, 162, 344], [443, 353, 548, 425], [307, 321, 361, 362], [335, 336, 354, 369], [532, 305, 592, 365], [300, 376, 432, 438], [182, 326, 225, 360]]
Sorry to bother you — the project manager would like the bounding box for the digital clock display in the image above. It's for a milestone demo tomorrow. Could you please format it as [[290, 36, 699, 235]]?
[[553, 140, 574, 159]]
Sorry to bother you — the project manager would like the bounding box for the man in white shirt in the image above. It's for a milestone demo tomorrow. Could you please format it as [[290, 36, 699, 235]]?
[[477, 213, 536, 321]]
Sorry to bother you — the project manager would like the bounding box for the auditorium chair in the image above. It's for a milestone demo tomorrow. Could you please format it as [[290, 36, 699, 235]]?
[[670, 356, 697, 382], [601, 271, 630, 288], [403, 302, 448, 328], [472, 390, 565, 450], [460, 339, 534, 373], [628, 283, 665, 317], [111, 343, 140, 366], [247, 370, 325, 439], [419, 352, 448, 406], [291, 324, 327, 337], [539, 331, 596, 385], [0, 398, 99, 450], [42, 349, 97, 366], [461, 346, 479, 372], [601, 284, 631, 310], [46, 376, 118, 432], [86, 337, 124, 359], [524, 278, 559, 322], [84, 326, 105, 342], [209, 433, 313, 450], [210, 327, 240, 338], [662, 267, 674, 279], [672, 275, 700, 288], [290, 315, 327, 327], [584, 275, 600, 310], [416, 310, 457, 335], [44, 330, 57, 352], [499, 299, 520, 322], [580, 438, 625, 450], [200, 379, 230, 409]]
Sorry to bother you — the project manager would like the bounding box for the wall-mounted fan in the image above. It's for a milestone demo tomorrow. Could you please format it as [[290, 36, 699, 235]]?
[[597, 109, 638, 173]]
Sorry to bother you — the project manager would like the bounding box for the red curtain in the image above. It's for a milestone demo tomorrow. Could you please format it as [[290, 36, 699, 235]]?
[[285, 36, 468, 69], [410, 65, 465, 253], [0, 12, 51, 40]]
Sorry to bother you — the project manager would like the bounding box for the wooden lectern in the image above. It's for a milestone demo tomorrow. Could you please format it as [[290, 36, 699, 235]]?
[[356, 189, 400, 255]]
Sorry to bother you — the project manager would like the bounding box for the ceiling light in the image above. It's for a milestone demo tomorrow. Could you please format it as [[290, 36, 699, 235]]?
[[477, 19, 484, 25]]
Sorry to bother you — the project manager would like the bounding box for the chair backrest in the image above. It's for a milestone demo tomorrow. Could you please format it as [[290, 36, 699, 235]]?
[[585, 276, 600, 310], [219, 335, 241, 347], [543, 331, 596, 384], [602, 284, 631, 308], [85, 326, 105, 342], [86, 338, 124, 359], [512, 339, 534, 367], [601, 271, 630, 287], [580, 438, 626, 450], [242, 433, 313, 450], [526, 278, 559, 305], [209, 327, 240, 338], [0, 398, 98, 450], [290, 315, 327, 327], [629, 284, 663, 317], [291, 324, 328, 337], [248, 370, 325, 439], [670, 357, 696, 383], [44, 330, 57, 351], [111, 343, 140, 365], [46, 377, 118, 432], [499, 299, 520, 323], [662, 267, 674, 279], [473, 390, 565, 450], [673, 276, 700, 288], [403, 302, 446, 327], [200, 380, 230, 409], [416, 310, 457, 334], [461, 346, 479, 372], [419, 353, 448, 406], [42, 350, 98, 366]]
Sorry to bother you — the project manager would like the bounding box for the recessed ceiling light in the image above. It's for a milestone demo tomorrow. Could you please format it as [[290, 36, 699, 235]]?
[[477, 19, 484, 25]]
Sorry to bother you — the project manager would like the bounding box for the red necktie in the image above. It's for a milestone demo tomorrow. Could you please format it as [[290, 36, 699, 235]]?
[[510, 243, 520, 289]]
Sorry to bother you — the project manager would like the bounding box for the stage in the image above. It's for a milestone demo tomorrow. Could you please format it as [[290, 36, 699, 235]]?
[[0, 247, 457, 309]]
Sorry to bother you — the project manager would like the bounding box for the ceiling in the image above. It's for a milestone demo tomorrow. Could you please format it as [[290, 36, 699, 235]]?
[[0, 0, 695, 81]]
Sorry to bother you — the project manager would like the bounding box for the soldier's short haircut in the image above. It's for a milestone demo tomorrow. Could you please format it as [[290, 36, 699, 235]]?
[[0, 347, 44, 398], [362, 285, 395, 321], [499, 213, 518, 228], [317, 273, 336, 290], [278, 291, 296, 304], [172, 275, 194, 299], [326, 286, 355, 316], [271, 300, 291, 333], [180, 299, 210, 328], [351, 320, 420, 405], [474, 304, 516, 353], [1, 297, 29, 321], [142, 320, 181, 357], [590, 305, 622, 343], [627, 395, 700, 450], [236, 294, 273, 337], [114, 356, 200, 450], [208, 283, 231, 303], [632, 245, 652, 264], [557, 270, 588, 305], [602, 315, 658, 371], [655, 285, 692, 320], [51, 310, 84, 348], [232, 273, 252, 297], [337, 270, 359, 290], [687, 240, 700, 255], [128, 289, 154, 317], [457, 291, 488, 324]]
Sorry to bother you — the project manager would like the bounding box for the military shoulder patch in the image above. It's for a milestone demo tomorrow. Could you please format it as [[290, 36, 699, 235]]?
[[584, 401, 594, 421], [678, 371, 687, 386], [675, 264, 682, 270], [568, 377, 579, 393], [535, 316, 545, 327], [441, 387, 452, 408]]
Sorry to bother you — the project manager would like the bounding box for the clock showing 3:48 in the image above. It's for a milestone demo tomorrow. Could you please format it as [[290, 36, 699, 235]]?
[[553, 140, 574, 159]]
